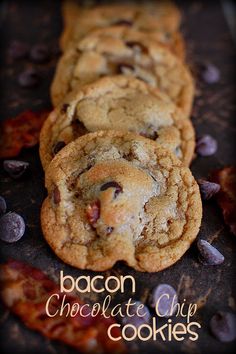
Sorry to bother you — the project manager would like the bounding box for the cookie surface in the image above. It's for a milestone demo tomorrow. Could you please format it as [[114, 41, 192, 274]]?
[[41, 76, 195, 170], [41, 130, 202, 272], [51, 26, 194, 117], [60, 1, 181, 51]]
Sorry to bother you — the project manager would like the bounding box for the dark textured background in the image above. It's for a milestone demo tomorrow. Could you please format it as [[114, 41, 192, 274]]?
[[0, 1, 236, 353]]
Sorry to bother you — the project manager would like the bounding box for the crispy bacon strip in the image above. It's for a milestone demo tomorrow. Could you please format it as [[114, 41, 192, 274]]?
[[0, 260, 126, 353], [211, 166, 236, 236], [0, 110, 50, 158]]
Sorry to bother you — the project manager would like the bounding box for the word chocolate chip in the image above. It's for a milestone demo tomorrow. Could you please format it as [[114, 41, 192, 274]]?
[[198, 179, 220, 200], [210, 312, 236, 342], [197, 239, 224, 265], [3, 160, 29, 179], [149, 284, 178, 317], [120, 300, 151, 327], [0, 212, 25, 243]]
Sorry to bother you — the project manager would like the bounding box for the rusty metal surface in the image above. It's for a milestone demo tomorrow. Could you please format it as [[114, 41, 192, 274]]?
[[0, 1, 236, 353]]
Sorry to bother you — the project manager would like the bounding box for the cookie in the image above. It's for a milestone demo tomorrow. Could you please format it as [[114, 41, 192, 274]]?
[[51, 26, 194, 117], [41, 76, 195, 170], [41, 130, 202, 272], [60, 1, 181, 51]]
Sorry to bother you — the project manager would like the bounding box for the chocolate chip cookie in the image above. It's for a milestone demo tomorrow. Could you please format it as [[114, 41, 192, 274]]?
[[41, 130, 202, 272], [41, 76, 195, 170], [51, 26, 194, 117], [60, 1, 182, 51]]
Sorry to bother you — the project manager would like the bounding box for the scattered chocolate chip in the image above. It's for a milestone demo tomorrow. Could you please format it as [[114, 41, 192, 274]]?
[[3, 160, 29, 179], [8, 40, 28, 59], [201, 63, 220, 84], [106, 226, 114, 235], [18, 68, 40, 88], [198, 179, 220, 200], [117, 63, 135, 74], [0, 196, 7, 216], [100, 181, 123, 198], [197, 239, 224, 265], [210, 312, 236, 342], [53, 187, 61, 204], [140, 131, 159, 140], [120, 300, 151, 327], [125, 41, 148, 53], [149, 284, 178, 317], [61, 103, 70, 114], [30, 44, 49, 63], [86, 200, 100, 226], [113, 19, 133, 26], [196, 135, 217, 156], [72, 117, 88, 137], [52, 141, 66, 156], [0, 212, 25, 243]]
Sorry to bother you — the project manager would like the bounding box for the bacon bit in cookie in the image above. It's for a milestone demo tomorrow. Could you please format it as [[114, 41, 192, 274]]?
[[211, 166, 236, 236], [86, 200, 100, 226], [52, 141, 66, 156], [100, 181, 123, 198], [0, 110, 50, 159], [0, 259, 126, 353], [197, 179, 220, 200], [53, 187, 61, 205]]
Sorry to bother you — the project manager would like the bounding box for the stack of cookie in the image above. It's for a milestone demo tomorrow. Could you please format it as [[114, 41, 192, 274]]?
[[39, 1, 202, 272]]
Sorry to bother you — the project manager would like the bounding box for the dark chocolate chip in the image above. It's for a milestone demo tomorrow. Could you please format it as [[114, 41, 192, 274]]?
[[3, 160, 29, 179], [197, 239, 224, 265], [202, 64, 220, 84], [149, 284, 178, 317], [53, 187, 61, 204], [125, 41, 148, 53], [61, 103, 70, 114], [106, 226, 114, 235], [210, 312, 236, 342], [52, 141, 66, 156], [112, 19, 133, 26], [30, 44, 49, 63], [0, 196, 7, 216], [0, 212, 25, 243], [100, 181, 123, 198], [72, 118, 88, 137], [198, 179, 220, 200], [18, 68, 40, 88], [8, 40, 28, 59], [196, 135, 217, 156], [117, 63, 135, 74]]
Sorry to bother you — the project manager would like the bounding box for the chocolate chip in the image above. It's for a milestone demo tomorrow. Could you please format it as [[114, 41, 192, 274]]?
[[100, 181, 123, 198], [30, 44, 49, 63], [113, 19, 133, 26], [140, 131, 159, 140], [52, 141, 66, 156], [202, 63, 220, 84], [149, 284, 178, 317], [196, 135, 217, 156], [0, 196, 7, 216], [86, 200, 100, 225], [106, 226, 114, 235], [53, 187, 61, 204], [18, 68, 40, 88], [72, 118, 88, 137], [117, 63, 135, 74], [3, 160, 29, 179], [210, 312, 236, 342], [0, 212, 25, 243], [125, 41, 148, 53], [8, 40, 28, 59], [197, 239, 224, 265], [61, 103, 70, 114], [198, 179, 220, 200], [120, 300, 151, 327]]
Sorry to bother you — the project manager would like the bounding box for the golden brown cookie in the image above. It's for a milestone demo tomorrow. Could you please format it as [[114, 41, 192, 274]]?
[[41, 76, 195, 170], [60, 1, 182, 51], [51, 26, 194, 117], [41, 130, 202, 272]]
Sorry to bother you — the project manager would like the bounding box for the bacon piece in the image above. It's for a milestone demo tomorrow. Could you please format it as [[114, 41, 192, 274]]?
[[86, 200, 100, 226], [0, 110, 50, 158], [0, 260, 126, 353], [211, 166, 236, 236]]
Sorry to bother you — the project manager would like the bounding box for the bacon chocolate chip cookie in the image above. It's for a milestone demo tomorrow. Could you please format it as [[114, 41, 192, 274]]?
[[41, 131, 202, 272], [41, 76, 195, 170]]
